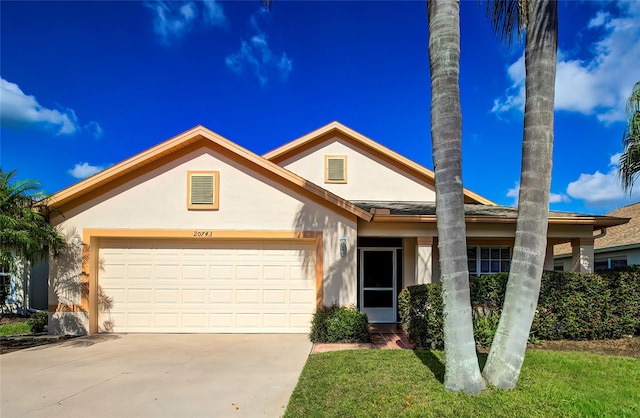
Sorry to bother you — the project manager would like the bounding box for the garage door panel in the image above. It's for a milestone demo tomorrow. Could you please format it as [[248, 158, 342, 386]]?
[[290, 289, 315, 303], [263, 290, 287, 304], [182, 289, 206, 304], [209, 290, 234, 303], [263, 313, 287, 328], [263, 265, 287, 280], [182, 314, 207, 327], [155, 313, 179, 328], [210, 265, 234, 279], [127, 313, 153, 328], [290, 314, 313, 328], [182, 265, 207, 280], [155, 289, 180, 304], [236, 290, 261, 303], [236, 266, 261, 280], [98, 239, 316, 333]]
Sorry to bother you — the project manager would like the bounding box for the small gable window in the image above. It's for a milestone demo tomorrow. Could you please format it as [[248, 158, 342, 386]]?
[[187, 171, 219, 210], [325, 155, 347, 184]]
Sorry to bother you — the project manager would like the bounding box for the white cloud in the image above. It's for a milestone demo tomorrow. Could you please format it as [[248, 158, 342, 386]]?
[[492, 1, 640, 123], [84, 121, 104, 139], [588, 11, 610, 28], [505, 181, 569, 206], [68, 162, 105, 179], [202, 0, 226, 27], [225, 9, 293, 86], [146, 1, 226, 45], [549, 192, 571, 204], [0, 78, 80, 135], [565, 152, 640, 206], [506, 182, 520, 205]]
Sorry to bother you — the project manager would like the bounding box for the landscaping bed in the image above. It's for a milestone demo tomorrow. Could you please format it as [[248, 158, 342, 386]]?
[[527, 336, 640, 358], [0, 313, 75, 354]]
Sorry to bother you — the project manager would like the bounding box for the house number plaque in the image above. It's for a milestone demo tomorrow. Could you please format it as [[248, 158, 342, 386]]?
[[193, 231, 214, 237]]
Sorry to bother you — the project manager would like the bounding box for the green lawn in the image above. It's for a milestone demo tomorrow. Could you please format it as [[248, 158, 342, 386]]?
[[285, 349, 640, 417], [0, 321, 31, 336]]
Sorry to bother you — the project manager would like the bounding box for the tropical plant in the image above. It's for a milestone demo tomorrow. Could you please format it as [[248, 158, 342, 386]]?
[[0, 169, 65, 308], [618, 81, 640, 193], [482, 0, 558, 389], [427, 0, 485, 393]]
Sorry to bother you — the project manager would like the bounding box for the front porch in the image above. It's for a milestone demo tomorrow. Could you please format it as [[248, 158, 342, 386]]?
[[311, 323, 414, 353]]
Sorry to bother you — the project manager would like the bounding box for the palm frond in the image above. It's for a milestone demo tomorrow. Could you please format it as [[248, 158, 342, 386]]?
[[618, 81, 640, 193], [484, 0, 527, 47]]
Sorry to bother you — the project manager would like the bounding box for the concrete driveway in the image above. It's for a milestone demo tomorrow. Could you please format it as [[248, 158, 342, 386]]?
[[1, 334, 311, 418]]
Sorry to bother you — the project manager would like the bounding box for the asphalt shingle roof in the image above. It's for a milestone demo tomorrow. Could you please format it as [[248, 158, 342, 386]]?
[[554, 202, 640, 256], [352, 201, 622, 219]]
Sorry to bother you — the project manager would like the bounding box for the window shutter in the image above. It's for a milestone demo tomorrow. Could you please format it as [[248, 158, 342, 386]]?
[[190, 174, 214, 205], [327, 158, 345, 181]]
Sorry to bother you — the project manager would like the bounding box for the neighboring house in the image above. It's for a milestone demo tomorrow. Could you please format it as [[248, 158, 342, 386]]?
[[45, 122, 629, 335], [554, 202, 640, 272], [1, 259, 48, 315]]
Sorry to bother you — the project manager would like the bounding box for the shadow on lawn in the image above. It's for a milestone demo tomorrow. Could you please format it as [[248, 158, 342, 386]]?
[[413, 350, 488, 384]]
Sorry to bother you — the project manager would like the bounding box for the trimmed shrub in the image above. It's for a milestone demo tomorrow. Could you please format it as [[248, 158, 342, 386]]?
[[398, 284, 443, 349], [533, 268, 640, 340], [27, 311, 48, 333], [399, 268, 640, 346], [310, 306, 371, 343], [469, 273, 508, 311]]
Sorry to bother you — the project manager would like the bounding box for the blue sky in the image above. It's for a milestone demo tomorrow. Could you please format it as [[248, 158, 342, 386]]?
[[1, 0, 639, 215]]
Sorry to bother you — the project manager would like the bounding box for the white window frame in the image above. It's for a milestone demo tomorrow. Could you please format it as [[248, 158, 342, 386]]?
[[467, 245, 511, 276]]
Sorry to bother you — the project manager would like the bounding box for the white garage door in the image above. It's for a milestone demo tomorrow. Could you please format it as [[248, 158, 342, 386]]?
[[98, 239, 316, 333]]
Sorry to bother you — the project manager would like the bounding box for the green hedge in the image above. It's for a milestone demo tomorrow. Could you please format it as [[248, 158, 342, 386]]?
[[398, 283, 443, 349], [310, 306, 372, 343], [399, 267, 640, 348]]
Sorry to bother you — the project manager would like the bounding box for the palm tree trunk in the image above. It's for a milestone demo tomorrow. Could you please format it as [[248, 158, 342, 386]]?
[[428, 0, 485, 393], [483, 0, 558, 389]]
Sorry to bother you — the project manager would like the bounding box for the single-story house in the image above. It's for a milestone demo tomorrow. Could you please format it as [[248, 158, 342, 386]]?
[[554, 202, 639, 271], [45, 122, 629, 335]]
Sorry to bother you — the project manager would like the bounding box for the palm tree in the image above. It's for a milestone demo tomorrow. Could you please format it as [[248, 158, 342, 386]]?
[[428, 0, 485, 393], [0, 169, 65, 309], [618, 81, 640, 193], [481, 0, 558, 389]]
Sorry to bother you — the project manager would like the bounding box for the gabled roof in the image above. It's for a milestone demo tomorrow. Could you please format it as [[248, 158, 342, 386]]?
[[353, 201, 629, 229], [263, 121, 496, 206], [555, 202, 639, 256], [46, 125, 373, 221]]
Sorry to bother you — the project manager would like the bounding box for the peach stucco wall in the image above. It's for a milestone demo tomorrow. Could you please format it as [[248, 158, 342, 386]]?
[[49, 146, 358, 334], [280, 137, 436, 202]]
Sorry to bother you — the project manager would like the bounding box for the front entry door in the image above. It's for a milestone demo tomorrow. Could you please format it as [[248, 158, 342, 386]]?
[[360, 249, 396, 323]]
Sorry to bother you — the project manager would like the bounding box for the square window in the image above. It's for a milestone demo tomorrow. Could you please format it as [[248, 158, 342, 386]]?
[[467, 247, 477, 259]]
